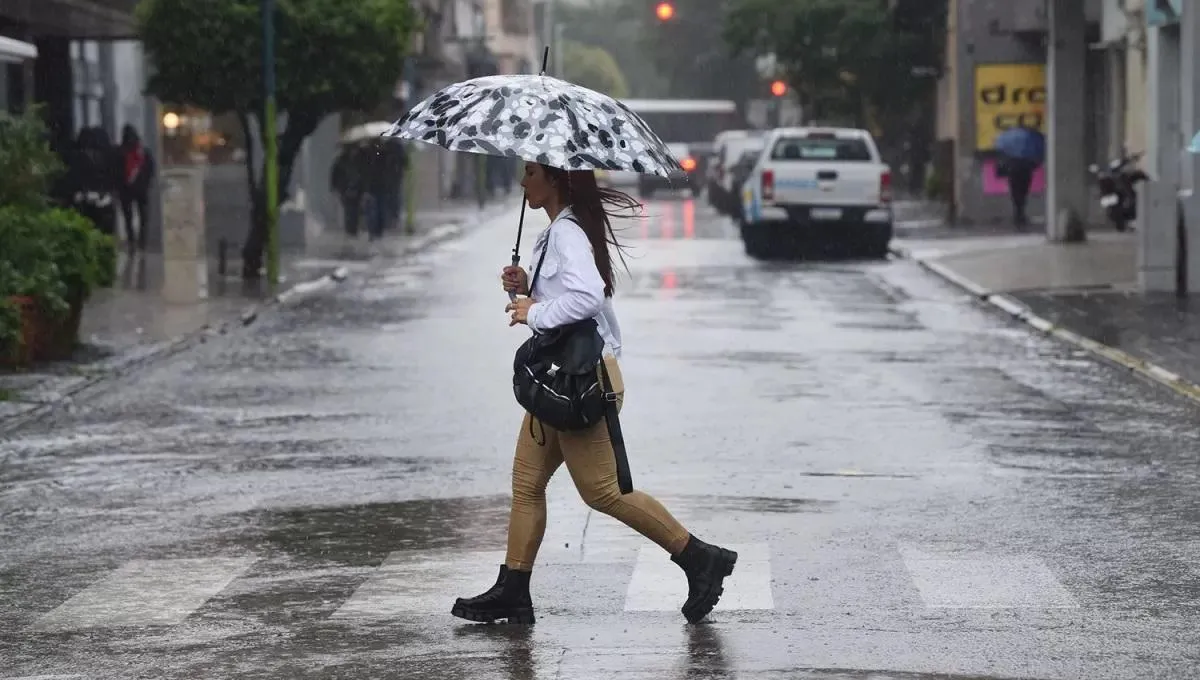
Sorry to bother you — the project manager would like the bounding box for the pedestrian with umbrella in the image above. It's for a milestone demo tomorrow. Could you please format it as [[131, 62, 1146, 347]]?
[[993, 122, 1046, 228], [384, 53, 738, 626]]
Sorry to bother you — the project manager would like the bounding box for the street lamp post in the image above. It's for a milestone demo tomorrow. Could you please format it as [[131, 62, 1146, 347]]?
[[262, 0, 280, 288]]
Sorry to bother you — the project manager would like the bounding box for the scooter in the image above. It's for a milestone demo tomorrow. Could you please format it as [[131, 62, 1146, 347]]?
[[1089, 151, 1148, 232]]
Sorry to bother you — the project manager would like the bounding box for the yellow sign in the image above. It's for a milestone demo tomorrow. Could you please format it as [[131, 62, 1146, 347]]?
[[975, 63, 1046, 150]]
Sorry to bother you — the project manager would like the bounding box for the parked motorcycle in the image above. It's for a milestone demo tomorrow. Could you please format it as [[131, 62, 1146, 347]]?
[[1089, 152, 1148, 232]]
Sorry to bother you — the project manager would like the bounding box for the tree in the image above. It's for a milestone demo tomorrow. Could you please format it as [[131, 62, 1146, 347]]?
[[562, 41, 629, 98], [137, 0, 419, 278], [554, 0, 668, 97], [724, 0, 946, 186], [615, 0, 761, 103]]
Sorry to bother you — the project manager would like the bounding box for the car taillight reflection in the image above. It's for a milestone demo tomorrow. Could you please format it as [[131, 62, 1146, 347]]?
[[680, 156, 697, 172], [880, 170, 892, 203]]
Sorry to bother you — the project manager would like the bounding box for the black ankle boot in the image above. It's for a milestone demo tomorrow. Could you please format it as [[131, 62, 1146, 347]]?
[[671, 535, 738, 624], [451, 565, 535, 624]]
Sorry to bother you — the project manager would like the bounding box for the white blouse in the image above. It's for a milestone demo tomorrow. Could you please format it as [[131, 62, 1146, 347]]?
[[525, 207, 623, 358]]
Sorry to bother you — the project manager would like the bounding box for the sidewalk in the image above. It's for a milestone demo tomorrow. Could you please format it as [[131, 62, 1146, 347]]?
[[891, 229, 1200, 403], [0, 199, 511, 427]]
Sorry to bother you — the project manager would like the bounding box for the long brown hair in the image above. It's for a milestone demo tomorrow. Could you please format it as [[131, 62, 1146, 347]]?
[[542, 165, 638, 297]]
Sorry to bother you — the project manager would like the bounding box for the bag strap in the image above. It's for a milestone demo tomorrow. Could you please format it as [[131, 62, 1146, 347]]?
[[599, 359, 634, 495], [528, 214, 578, 297]]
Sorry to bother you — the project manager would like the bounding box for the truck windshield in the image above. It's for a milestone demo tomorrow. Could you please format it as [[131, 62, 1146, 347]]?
[[770, 136, 872, 162]]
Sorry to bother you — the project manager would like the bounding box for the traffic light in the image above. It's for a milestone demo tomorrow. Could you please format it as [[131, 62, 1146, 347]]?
[[770, 80, 787, 97], [655, 2, 675, 21]]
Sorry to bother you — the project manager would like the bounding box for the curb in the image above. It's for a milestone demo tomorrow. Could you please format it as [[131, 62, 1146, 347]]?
[[0, 222, 466, 436], [889, 244, 1200, 406]]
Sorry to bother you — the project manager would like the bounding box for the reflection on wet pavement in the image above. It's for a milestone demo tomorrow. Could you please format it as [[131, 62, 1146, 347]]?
[[1, 198, 1199, 678]]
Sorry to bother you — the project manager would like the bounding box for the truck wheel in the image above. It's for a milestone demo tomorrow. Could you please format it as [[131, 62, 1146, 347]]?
[[742, 224, 767, 259], [864, 238, 891, 259]]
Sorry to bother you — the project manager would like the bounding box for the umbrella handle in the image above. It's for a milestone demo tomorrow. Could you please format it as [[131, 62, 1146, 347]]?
[[508, 252, 519, 302], [508, 192, 528, 302]]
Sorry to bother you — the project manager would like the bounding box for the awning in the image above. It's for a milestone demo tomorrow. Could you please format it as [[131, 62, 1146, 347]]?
[[0, 36, 38, 63]]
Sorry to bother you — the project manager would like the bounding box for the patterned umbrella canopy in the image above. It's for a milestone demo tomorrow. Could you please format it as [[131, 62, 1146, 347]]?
[[383, 74, 684, 177]]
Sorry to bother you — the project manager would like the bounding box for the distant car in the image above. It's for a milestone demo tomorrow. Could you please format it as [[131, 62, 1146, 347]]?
[[638, 142, 702, 198], [711, 133, 766, 216], [706, 130, 754, 201], [596, 168, 639, 187], [727, 147, 765, 225], [739, 126, 893, 259]]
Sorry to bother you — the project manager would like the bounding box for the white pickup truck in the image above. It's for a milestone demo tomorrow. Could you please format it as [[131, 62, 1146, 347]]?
[[739, 127, 893, 259]]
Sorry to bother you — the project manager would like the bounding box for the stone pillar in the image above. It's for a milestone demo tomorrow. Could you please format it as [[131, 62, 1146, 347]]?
[[1047, 0, 1089, 242], [1180, 6, 1200, 294], [1140, 24, 1181, 292], [160, 168, 208, 304]]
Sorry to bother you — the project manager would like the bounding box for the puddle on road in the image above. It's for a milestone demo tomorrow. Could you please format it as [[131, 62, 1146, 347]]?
[[796, 470, 917, 480], [680, 351, 812, 369], [655, 494, 836, 516], [216, 495, 513, 569], [836, 319, 924, 332]]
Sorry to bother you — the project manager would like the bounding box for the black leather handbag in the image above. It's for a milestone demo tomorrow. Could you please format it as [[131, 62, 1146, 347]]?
[[511, 218, 633, 493], [512, 316, 607, 431]]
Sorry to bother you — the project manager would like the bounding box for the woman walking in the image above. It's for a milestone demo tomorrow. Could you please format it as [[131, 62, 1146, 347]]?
[[118, 125, 155, 251], [452, 162, 738, 626]]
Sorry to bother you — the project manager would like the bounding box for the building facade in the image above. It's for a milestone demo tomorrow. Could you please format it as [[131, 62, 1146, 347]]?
[[402, 0, 536, 210], [1, 0, 165, 248], [930, 0, 1107, 227], [917, 0, 1200, 295]]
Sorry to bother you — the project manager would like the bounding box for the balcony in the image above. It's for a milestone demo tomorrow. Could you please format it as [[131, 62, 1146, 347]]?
[[1, 0, 138, 39]]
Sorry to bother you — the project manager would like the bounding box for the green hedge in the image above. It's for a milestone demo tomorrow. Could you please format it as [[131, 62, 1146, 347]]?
[[0, 110, 117, 359]]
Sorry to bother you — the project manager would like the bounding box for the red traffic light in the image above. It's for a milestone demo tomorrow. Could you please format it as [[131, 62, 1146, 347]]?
[[770, 80, 787, 97], [655, 2, 675, 20]]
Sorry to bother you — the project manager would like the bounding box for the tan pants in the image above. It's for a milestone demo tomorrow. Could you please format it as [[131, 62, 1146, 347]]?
[[505, 356, 692, 570]]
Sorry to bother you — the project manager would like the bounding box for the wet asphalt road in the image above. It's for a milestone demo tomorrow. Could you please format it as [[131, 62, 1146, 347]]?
[[2, 192, 1200, 679]]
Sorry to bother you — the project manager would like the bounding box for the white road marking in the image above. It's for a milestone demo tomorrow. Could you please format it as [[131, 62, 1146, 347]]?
[[901, 548, 1079, 609], [31, 557, 257, 632], [332, 551, 506, 619], [623, 543, 773, 612]]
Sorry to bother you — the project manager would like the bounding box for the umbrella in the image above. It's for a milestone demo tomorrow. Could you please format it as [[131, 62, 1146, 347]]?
[[383, 77, 681, 177], [383, 48, 682, 297], [994, 126, 1045, 163]]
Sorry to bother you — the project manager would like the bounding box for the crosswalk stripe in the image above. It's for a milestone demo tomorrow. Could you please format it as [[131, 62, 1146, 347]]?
[[22, 544, 1091, 630], [900, 548, 1079, 609], [31, 557, 257, 632], [332, 550, 507, 619], [623, 543, 773, 612]]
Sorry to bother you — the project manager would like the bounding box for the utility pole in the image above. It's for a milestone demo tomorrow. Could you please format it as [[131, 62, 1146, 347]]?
[[262, 0, 280, 288]]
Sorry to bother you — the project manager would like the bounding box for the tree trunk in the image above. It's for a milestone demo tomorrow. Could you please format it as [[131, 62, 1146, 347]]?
[[240, 111, 321, 279]]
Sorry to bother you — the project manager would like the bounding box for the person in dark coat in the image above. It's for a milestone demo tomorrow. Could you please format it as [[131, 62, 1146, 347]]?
[[995, 123, 1045, 229], [63, 127, 121, 238], [381, 141, 408, 231], [119, 124, 156, 250], [330, 144, 365, 236], [362, 142, 395, 241]]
